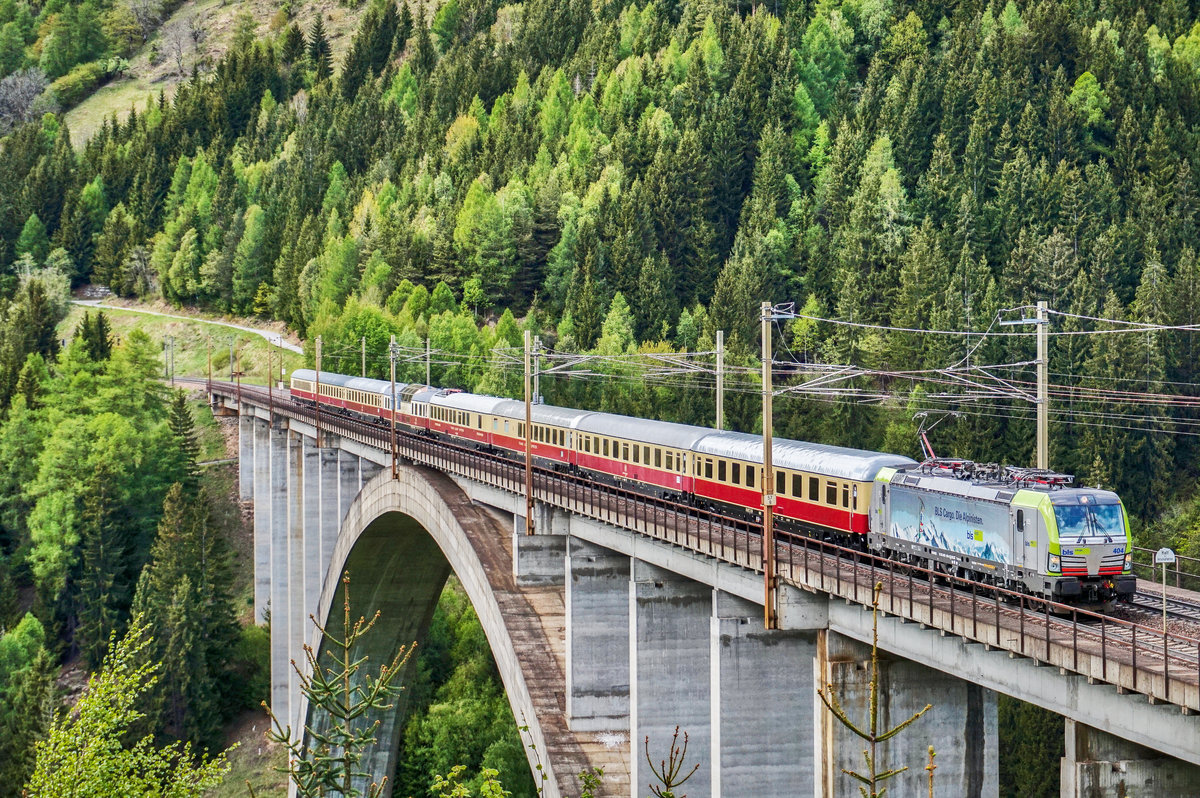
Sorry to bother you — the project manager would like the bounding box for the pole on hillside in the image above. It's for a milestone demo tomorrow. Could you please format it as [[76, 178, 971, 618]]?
[[533, 336, 541, 404], [425, 337, 431, 386], [315, 336, 323, 448], [390, 334, 398, 480], [206, 338, 212, 406], [716, 329, 725, 430], [235, 342, 242, 408], [524, 329, 534, 536], [361, 336, 366, 378], [1037, 300, 1048, 470], [1000, 303, 1051, 469], [229, 339, 234, 382], [761, 302, 777, 630]]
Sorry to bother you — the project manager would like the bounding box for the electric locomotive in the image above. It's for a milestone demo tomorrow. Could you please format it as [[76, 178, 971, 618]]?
[[871, 461, 1136, 606], [288, 368, 1137, 607]]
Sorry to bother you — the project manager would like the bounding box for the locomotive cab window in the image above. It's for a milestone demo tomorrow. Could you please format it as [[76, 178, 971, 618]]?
[[1016, 510, 1025, 531]]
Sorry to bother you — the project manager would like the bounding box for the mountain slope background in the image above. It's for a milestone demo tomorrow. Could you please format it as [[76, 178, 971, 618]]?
[[4, 0, 1200, 528]]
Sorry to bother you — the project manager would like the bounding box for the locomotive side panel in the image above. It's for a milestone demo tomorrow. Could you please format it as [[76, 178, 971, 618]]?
[[887, 485, 1015, 565]]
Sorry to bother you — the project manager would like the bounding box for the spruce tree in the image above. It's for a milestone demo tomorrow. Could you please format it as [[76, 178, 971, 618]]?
[[131, 483, 237, 752], [167, 390, 201, 491], [260, 573, 413, 798], [308, 18, 333, 82], [281, 23, 307, 64]]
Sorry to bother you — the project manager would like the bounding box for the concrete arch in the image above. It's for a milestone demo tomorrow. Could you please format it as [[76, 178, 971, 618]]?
[[297, 464, 586, 798]]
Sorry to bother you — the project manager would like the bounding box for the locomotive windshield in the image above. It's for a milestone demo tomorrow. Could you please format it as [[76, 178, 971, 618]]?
[[1052, 499, 1125, 541]]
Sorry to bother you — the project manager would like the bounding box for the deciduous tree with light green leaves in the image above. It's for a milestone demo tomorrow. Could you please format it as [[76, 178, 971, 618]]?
[[23, 619, 230, 797]]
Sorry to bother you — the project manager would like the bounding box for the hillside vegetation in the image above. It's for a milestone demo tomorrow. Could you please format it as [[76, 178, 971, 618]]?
[[3, 0, 1199, 520]]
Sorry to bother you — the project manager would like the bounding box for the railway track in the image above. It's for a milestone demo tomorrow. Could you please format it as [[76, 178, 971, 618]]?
[[1129, 590, 1200, 624]]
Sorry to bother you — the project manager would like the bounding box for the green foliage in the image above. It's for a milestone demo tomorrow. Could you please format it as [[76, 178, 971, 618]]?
[[264, 572, 413, 798], [131, 482, 239, 752], [997, 695, 1061, 798], [394, 580, 537, 798], [24, 618, 231, 796], [307, 17, 333, 82], [0, 614, 55, 794], [0, 0, 1198, 528], [818, 583, 931, 798], [49, 60, 104, 108]]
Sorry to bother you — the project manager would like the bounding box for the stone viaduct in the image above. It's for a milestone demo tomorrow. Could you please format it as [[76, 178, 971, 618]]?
[[217, 382, 1200, 798]]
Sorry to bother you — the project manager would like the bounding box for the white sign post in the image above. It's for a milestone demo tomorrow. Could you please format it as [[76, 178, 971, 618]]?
[[1155, 547, 1177, 633]]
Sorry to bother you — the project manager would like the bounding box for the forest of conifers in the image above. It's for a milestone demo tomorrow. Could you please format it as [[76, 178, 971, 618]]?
[[5, 0, 1200, 525], [0, 0, 1198, 792]]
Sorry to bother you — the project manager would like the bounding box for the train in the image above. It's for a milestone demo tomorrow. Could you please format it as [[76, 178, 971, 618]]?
[[290, 368, 1137, 607]]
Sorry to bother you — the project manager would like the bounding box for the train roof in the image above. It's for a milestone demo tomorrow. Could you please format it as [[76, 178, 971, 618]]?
[[432, 392, 513, 415], [344, 376, 398, 394], [409, 386, 440, 404], [576, 413, 715, 450], [695, 431, 918, 481], [489, 399, 597, 428], [890, 469, 1123, 504], [293, 369, 357, 388]]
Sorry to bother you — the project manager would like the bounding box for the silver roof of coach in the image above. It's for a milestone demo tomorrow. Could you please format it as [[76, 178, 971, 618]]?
[[292, 369, 357, 388], [433, 392, 513, 415], [344, 376, 396, 394], [489, 399, 597, 428], [576, 413, 715, 450], [694, 431, 917, 481]]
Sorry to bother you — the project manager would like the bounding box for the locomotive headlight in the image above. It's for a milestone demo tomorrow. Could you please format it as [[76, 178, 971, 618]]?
[[1125, 552, 1132, 572], [1048, 554, 1061, 573]]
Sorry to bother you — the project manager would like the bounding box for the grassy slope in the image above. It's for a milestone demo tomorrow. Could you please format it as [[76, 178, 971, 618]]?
[[65, 0, 367, 147], [57, 300, 307, 385]]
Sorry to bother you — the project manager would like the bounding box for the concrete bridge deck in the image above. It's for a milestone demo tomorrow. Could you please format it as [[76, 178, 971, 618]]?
[[213, 380, 1200, 797]]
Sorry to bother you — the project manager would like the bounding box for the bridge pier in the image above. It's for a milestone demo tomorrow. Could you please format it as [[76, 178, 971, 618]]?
[[337, 449, 359, 525], [565, 538, 630, 732], [287, 432, 306, 733], [252, 417, 270, 623], [711, 590, 819, 798], [294, 435, 321, 731], [513, 509, 567, 586], [238, 412, 254, 500], [269, 421, 291, 727], [1061, 718, 1200, 797], [630, 561, 712, 798], [819, 630, 997, 798], [318, 443, 341, 580]]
